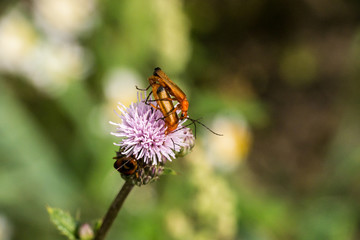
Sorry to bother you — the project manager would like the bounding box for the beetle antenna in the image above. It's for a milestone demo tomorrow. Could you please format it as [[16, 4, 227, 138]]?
[[136, 85, 151, 91], [169, 119, 196, 137], [182, 117, 223, 136], [194, 119, 197, 138], [189, 118, 223, 136], [144, 91, 153, 105]]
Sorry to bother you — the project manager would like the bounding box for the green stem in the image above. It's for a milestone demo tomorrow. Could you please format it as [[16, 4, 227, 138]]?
[[94, 180, 134, 240]]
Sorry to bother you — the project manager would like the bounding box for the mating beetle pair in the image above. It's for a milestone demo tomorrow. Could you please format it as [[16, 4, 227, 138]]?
[[114, 67, 220, 176]]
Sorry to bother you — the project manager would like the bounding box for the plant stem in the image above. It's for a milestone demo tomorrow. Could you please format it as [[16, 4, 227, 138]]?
[[94, 180, 134, 240]]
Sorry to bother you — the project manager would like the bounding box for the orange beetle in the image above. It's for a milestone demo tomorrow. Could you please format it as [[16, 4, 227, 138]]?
[[149, 67, 189, 120], [149, 82, 180, 134], [138, 68, 223, 137]]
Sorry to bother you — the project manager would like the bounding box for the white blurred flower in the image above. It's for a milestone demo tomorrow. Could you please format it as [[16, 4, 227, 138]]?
[[104, 68, 143, 107], [182, 147, 237, 240], [0, 7, 89, 96], [165, 210, 194, 240], [98, 68, 144, 135], [23, 39, 89, 95], [0, 214, 12, 240], [166, 146, 238, 240], [0, 9, 38, 73], [205, 114, 252, 171], [34, 0, 96, 38]]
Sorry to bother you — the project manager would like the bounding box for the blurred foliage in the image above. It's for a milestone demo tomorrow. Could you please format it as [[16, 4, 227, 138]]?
[[1, 0, 360, 240]]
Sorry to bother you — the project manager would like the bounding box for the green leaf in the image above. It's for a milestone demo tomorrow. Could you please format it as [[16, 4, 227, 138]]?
[[163, 167, 177, 175], [93, 219, 103, 232], [47, 206, 77, 240]]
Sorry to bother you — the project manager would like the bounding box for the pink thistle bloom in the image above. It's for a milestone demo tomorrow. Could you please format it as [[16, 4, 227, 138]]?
[[110, 92, 194, 164]]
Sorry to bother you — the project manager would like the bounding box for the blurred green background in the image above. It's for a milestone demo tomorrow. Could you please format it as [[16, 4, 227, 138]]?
[[1, 0, 360, 239]]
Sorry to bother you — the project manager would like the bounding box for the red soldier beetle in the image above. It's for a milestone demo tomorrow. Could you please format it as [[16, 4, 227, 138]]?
[[149, 82, 180, 135], [138, 68, 223, 137], [146, 67, 189, 120]]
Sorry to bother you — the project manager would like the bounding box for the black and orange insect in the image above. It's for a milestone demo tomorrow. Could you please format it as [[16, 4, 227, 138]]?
[[138, 67, 223, 136], [138, 67, 189, 120], [150, 67, 189, 120], [113, 153, 137, 175], [150, 83, 180, 135]]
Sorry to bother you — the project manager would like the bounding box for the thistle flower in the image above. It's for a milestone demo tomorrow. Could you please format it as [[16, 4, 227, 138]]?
[[110, 92, 194, 185], [110, 91, 194, 183]]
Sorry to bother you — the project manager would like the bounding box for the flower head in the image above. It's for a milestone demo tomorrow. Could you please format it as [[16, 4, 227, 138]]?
[[110, 92, 194, 165]]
